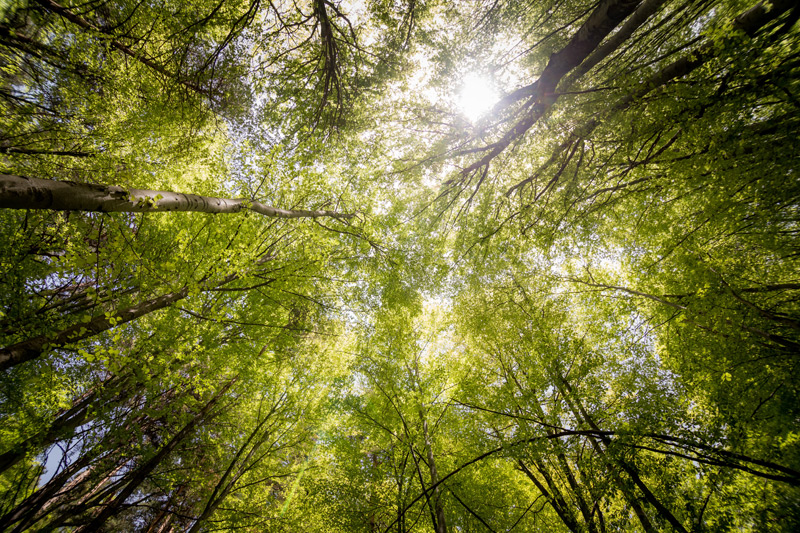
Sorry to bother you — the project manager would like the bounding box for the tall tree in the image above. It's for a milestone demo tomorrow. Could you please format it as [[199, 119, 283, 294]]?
[[1, 0, 799, 530]]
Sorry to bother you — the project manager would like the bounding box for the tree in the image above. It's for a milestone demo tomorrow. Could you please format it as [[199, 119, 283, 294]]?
[[1, 0, 799, 531], [0, 174, 357, 219]]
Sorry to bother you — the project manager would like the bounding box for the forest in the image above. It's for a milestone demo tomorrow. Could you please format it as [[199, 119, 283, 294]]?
[[0, 0, 798, 531]]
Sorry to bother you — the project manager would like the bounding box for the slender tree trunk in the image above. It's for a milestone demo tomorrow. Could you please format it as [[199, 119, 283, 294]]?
[[0, 175, 354, 220], [76, 379, 235, 531], [419, 406, 447, 533], [13, 386, 195, 531], [0, 385, 99, 475], [30, 0, 211, 96], [526, 400, 599, 533], [557, 376, 688, 533], [504, 360, 599, 533], [407, 444, 440, 532], [4, 390, 162, 531], [553, 400, 657, 532], [187, 402, 277, 532], [396, 450, 409, 533], [517, 460, 581, 533], [49, 461, 131, 530], [144, 484, 187, 533], [2, 440, 111, 531], [409, 357, 447, 533]]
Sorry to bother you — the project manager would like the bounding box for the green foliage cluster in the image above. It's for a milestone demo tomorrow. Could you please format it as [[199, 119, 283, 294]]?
[[0, 0, 799, 531]]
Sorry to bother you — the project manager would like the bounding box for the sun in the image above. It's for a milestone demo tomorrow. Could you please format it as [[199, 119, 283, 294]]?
[[457, 73, 497, 123]]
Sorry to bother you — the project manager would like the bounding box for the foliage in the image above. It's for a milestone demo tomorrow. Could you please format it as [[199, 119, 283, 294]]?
[[0, 0, 799, 531]]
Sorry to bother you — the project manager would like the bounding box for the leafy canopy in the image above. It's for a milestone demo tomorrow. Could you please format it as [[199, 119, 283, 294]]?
[[0, 0, 799, 531]]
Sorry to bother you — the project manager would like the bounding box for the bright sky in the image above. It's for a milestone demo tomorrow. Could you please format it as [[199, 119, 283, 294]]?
[[457, 73, 498, 123]]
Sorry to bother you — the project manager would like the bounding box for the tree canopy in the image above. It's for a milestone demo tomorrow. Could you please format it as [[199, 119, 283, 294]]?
[[1, 0, 799, 531]]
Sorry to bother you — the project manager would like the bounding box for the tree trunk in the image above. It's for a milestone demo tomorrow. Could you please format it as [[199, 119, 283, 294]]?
[[504, 0, 796, 197], [557, 376, 688, 533], [526, 401, 599, 533], [0, 174, 354, 220], [0, 256, 274, 370], [76, 379, 235, 531], [505, 362, 599, 533], [409, 356, 447, 533], [0, 286, 190, 370], [0, 385, 99, 475], [462, 0, 642, 175], [30, 0, 210, 96], [561, 0, 668, 88], [3, 388, 168, 531], [517, 460, 582, 533], [144, 484, 187, 533], [10, 386, 196, 531], [419, 406, 447, 533], [2, 439, 112, 531], [187, 401, 277, 532]]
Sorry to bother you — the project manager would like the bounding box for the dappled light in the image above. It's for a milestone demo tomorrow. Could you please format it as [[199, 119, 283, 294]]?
[[0, 0, 799, 531]]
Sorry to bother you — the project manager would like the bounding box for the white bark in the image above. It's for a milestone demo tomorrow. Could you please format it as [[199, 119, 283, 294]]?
[[0, 175, 354, 219]]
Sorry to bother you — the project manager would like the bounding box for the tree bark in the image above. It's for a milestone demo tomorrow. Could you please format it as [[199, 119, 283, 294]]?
[[528, 404, 599, 533], [76, 379, 235, 531], [409, 355, 447, 533], [144, 484, 187, 533], [31, 0, 210, 96], [505, 0, 796, 197], [0, 174, 355, 220], [462, 0, 642, 176], [7, 387, 195, 531], [557, 376, 688, 533], [561, 0, 668, 89]]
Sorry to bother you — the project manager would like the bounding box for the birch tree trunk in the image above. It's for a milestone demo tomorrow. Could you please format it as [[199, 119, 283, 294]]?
[[0, 175, 354, 220]]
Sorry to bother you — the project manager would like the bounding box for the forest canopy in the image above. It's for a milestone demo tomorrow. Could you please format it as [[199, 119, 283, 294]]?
[[0, 0, 799, 531]]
